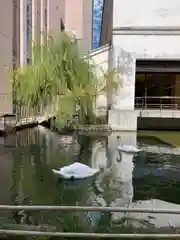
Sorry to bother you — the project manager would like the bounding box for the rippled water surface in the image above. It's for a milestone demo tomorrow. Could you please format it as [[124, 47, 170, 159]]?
[[1, 126, 180, 234]]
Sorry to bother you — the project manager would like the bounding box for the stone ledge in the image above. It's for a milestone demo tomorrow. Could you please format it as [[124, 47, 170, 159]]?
[[78, 125, 112, 133]]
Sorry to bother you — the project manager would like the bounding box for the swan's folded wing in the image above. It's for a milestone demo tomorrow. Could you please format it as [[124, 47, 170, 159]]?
[[52, 169, 72, 179], [65, 168, 99, 179]]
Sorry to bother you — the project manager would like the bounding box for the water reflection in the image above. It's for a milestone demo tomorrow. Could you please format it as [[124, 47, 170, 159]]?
[[0, 127, 180, 232], [91, 132, 137, 206]]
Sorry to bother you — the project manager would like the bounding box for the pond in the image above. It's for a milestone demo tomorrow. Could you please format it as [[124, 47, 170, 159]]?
[[1, 126, 180, 235]]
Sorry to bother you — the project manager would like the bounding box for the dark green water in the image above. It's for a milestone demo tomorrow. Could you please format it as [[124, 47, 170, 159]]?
[[1, 126, 180, 235]]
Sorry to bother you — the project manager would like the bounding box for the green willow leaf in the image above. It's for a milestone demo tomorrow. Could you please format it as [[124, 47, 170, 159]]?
[[12, 32, 119, 130]]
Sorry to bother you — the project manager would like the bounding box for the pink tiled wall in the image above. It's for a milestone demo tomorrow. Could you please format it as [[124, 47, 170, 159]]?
[[0, 0, 13, 114]]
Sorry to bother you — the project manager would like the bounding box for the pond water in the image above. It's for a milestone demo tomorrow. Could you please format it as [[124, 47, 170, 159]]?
[[1, 126, 180, 234]]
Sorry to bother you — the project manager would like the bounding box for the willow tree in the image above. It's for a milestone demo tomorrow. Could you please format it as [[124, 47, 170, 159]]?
[[13, 32, 118, 129]]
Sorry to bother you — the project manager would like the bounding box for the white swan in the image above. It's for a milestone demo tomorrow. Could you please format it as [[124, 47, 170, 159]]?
[[52, 162, 99, 180], [117, 145, 141, 154]]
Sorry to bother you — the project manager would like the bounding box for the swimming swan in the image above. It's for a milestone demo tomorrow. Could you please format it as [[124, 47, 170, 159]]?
[[117, 145, 141, 154], [52, 162, 99, 180]]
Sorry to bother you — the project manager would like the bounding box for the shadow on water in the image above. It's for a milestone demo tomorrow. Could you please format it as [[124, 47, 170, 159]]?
[[1, 126, 180, 238]]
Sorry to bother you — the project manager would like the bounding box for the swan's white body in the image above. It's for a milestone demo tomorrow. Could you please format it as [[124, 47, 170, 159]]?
[[52, 162, 99, 179], [117, 145, 141, 154]]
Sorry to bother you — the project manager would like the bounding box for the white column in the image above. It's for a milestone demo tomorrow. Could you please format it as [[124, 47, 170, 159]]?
[[40, 0, 44, 46], [108, 45, 138, 131]]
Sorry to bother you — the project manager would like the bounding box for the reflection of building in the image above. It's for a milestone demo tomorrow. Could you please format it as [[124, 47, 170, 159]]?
[[91, 132, 136, 204], [0, 0, 93, 115]]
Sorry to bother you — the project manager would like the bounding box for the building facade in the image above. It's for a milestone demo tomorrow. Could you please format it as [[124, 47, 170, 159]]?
[[112, 0, 180, 109], [108, 0, 180, 130], [0, 0, 93, 115]]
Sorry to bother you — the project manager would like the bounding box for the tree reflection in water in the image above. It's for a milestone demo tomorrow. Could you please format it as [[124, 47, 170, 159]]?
[[4, 128, 144, 235]]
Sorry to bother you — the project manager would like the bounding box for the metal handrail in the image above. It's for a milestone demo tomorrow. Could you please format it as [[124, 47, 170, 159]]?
[[0, 205, 179, 238], [136, 96, 180, 99], [0, 205, 180, 214], [0, 230, 180, 238], [135, 96, 180, 110], [135, 103, 179, 109]]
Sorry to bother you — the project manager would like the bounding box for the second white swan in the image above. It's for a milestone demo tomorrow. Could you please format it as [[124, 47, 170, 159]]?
[[117, 145, 141, 154]]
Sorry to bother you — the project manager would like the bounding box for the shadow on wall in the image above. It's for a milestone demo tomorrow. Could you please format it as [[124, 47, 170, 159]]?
[[112, 48, 136, 109], [138, 117, 180, 130]]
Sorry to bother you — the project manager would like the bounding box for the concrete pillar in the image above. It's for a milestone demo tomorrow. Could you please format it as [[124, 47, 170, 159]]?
[[82, 0, 93, 52], [108, 47, 138, 131], [36, 0, 41, 46], [20, 0, 27, 67], [65, 0, 84, 40], [48, 0, 63, 36], [40, 0, 46, 46], [108, 109, 138, 131], [64, 0, 93, 53], [31, 0, 40, 62], [44, 0, 93, 53]]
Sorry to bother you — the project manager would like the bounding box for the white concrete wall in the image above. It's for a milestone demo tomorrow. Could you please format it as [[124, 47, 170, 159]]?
[[136, 109, 180, 118], [113, 0, 180, 28], [86, 44, 110, 80], [112, 47, 136, 110], [113, 36, 180, 60], [85, 44, 110, 115], [109, 109, 138, 131]]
